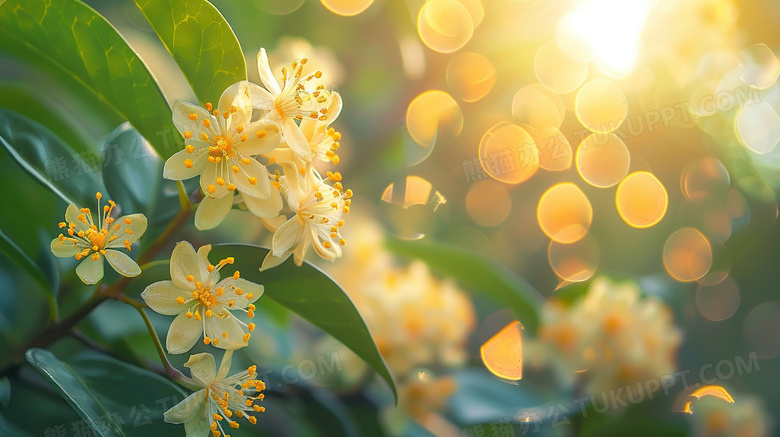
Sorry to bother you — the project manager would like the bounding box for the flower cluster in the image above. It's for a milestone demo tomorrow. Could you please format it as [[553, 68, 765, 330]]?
[[687, 393, 772, 437], [50, 192, 147, 284], [530, 277, 682, 397], [163, 48, 351, 268]]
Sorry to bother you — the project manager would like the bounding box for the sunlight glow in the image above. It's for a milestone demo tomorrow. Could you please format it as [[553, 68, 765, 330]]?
[[557, 0, 651, 77]]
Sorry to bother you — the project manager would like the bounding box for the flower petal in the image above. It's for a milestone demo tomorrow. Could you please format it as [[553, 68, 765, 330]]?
[[243, 185, 283, 219], [75, 256, 104, 285], [218, 81, 255, 127], [283, 117, 311, 158], [163, 147, 208, 181], [105, 213, 148, 247], [50, 238, 80, 258], [172, 100, 211, 140], [217, 278, 264, 309], [261, 214, 288, 232], [205, 313, 247, 350], [104, 249, 141, 277], [166, 311, 203, 354], [183, 402, 210, 437], [194, 194, 234, 231], [271, 216, 304, 258], [263, 146, 297, 166], [232, 156, 271, 200], [163, 390, 207, 424], [170, 241, 200, 289], [200, 159, 233, 200], [66, 204, 91, 232], [216, 350, 234, 380], [256, 48, 282, 95], [141, 280, 190, 316], [234, 122, 282, 156], [292, 231, 311, 266], [184, 352, 217, 386], [261, 251, 290, 271]]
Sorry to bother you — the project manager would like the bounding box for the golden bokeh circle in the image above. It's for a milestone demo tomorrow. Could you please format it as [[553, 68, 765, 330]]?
[[534, 40, 589, 94], [478, 122, 539, 185], [446, 52, 496, 102], [406, 90, 463, 148], [576, 134, 631, 188], [320, 0, 374, 16], [417, 0, 474, 54], [537, 182, 593, 244], [663, 228, 713, 282], [615, 171, 668, 228], [576, 79, 628, 133]]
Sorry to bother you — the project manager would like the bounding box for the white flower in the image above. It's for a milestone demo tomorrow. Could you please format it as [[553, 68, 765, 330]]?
[[262, 164, 351, 269], [141, 242, 263, 354], [50, 192, 147, 284], [163, 81, 283, 230], [252, 48, 333, 161], [163, 351, 265, 437], [264, 92, 344, 167]]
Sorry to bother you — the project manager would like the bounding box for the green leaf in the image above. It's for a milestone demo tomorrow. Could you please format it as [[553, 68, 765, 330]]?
[[0, 228, 52, 295], [133, 0, 247, 106], [0, 0, 178, 159], [386, 238, 544, 333], [0, 377, 10, 410], [0, 109, 105, 207], [209, 244, 398, 402], [0, 83, 96, 156], [25, 348, 187, 437]]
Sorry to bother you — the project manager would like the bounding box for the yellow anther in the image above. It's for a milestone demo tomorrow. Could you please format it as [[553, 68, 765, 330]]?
[[248, 304, 255, 311], [208, 264, 215, 272], [248, 310, 255, 318], [183, 131, 192, 139], [227, 183, 236, 191], [332, 155, 340, 165], [235, 288, 243, 296], [185, 159, 194, 168], [207, 185, 217, 194], [232, 165, 240, 173], [186, 145, 195, 153], [187, 275, 195, 282], [248, 323, 255, 332], [208, 156, 216, 163], [343, 206, 350, 214], [235, 410, 244, 418], [58, 222, 66, 228], [96, 192, 103, 200], [176, 297, 185, 305], [246, 293, 253, 300], [253, 404, 263, 413], [216, 177, 226, 186], [236, 125, 244, 133], [229, 422, 239, 429], [192, 291, 200, 299], [241, 158, 251, 165], [323, 241, 332, 249], [222, 332, 228, 338], [228, 300, 235, 307], [205, 310, 213, 318], [243, 333, 250, 342], [268, 157, 276, 164], [339, 239, 346, 246], [345, 189, 353, 198], [256, 130, 266, 139], [233, 271, 240, 280], [201, 132, 210, 141], [204, 336, 211, 345], [224, 410, 232, 418], [248, 416, 258, 424], [213, 110, 219, 117], [212, 413, 222, 421], [337, 219, 345, 227], [248, 177, 257, 185], [226, 257, 235, 264], [126, 229, 133, 234], [206, 103, 213, 112], [213, 338, 220, 346], [195, 312, 202, 321], [230, 105, 238, 113], [240, 134, 248, 142], [189, 113, 198, 120]]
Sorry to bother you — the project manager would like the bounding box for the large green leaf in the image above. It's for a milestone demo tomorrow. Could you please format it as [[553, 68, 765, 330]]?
[[133, 0, 247, 106], [0, 377, 9, 410], [0, 0, 178, 159], [209, 244, 397, 401], [0, 109, 105, 207], [386, 238, 544, 333], [25, 348, 187, 437]]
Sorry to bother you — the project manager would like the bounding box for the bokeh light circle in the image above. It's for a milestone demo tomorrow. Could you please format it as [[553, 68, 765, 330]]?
[[446, 52, 496, 102], [548, 234, 599, 284], [743, 302, 780, 359], [380, 176, 446, 239], [537, 127, 572, 172], [615, 171, 668, 228], [478, 122, 539, 184], [261, 0, 306, 15], [681, 157, 730, 202], [576, 79, 628, 133], [417, 0, 474, 54], [406, 90, 463, 148], [320, 0, 374, 16], [511, 83, 566, 131], [576, 134, 630, 188], [696, 277, 740, 322], [735, 102, 780, 155], [537, 183, 593, 244], [663, 228, 713, 282], [534, 40, 589, 94], [465, 179, 512, 227]]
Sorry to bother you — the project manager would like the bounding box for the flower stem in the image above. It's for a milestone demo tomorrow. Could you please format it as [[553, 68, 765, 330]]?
[[113, 293, 189, 383], [139, 259, 170, 272]]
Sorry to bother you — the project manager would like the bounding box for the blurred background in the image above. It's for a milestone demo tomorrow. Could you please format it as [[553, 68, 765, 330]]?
[[2, 0, 780, 435]]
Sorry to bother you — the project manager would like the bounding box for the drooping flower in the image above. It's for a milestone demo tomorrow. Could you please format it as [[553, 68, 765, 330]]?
[[50, 192, 147, 284], [251, 48, 333, 161], [141, 242, 263, 354], [264, 92, 344, 167], [262, 163, 351, 269], [163, 81, 283, 230], [164, 351, 266, 437]]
